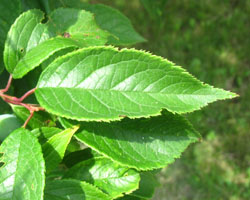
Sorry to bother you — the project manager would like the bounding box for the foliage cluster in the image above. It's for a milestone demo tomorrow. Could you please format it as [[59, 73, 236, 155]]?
[[0, 0, 238, 199]]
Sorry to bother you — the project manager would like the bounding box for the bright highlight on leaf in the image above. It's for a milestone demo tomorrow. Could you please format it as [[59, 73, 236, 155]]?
[[36, 46, 237, 121]]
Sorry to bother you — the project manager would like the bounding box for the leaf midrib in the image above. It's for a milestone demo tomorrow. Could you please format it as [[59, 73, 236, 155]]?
[[38, 87, 226, 97]]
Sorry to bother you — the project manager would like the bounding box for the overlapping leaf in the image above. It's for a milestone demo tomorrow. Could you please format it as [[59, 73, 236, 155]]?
[[0, 114, 22, 141], [64, 157, 140, 198], [0, 0, 21, 74], [66, 3, 146, 45], [11, 105, 55, 129], [42, 126, 79, 171], [131, 172, 159, 199], [12, 37, 80, 78], [36, 46, 237, 121], [44, 179, 111, 200], [4, 8, 109, 78], [0, 128, 45, 200], [3, 9, 49, 73], [60, 111, 200, 170]]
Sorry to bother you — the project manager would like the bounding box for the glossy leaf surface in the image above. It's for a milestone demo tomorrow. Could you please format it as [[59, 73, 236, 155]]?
[[0, 128, 45, 200], [64, 157, 140, 198], [36, 46, 236, 121], [61, 112, 200, 170], [44, 179, 111, 200], [42, 126, 79, 171]]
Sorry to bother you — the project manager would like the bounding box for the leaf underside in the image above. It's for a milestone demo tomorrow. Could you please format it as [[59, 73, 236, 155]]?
[[36, 46, 236, 121]]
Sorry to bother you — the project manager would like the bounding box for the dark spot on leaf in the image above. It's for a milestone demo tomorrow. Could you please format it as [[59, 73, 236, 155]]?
[[20, 48, 24, 53], [119, 115, 127, 118], [84, 33, 90, 37], [63, 32, 71, 38]]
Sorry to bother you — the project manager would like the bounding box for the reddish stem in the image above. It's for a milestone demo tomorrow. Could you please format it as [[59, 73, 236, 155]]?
[[23, 111, 34, 128], [0, 77, 45, 128], [0, 75, 12, 93]]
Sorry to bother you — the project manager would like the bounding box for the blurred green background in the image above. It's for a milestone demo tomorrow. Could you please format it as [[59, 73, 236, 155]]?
[[97, 0, 250, 199]]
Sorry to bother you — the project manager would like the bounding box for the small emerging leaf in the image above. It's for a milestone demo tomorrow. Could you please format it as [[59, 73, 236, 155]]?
[[0, 128, 45, 200], [36, 46, 237, 121]]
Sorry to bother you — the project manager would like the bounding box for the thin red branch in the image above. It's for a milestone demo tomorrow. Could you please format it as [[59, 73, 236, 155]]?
[[0, 75, 13, 93], [0, 75, 45, 128], [23, 111, 34, 128]]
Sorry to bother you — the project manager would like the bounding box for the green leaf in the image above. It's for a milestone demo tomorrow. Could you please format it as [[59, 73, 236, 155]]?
[[131, 172, 159, 199], [36, 46, 237, 121], [55, 3, 146, 45], [4, 9, 50, 73], [64, 157, 140, 198], [0, 128, 45, 200], [47, 8, 109, 45], [0, 114, 22, 141], [0, 0, 21, 75], [44, 179, 111, 200], [60, 111, 200, 170], [11, 105, 55, 129], [42, 126, 79, 171], [31, 127, 62, 144], [12, 37, 80, 79]]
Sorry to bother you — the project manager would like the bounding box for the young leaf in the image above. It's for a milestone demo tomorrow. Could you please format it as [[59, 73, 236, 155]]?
[[57, 3, 146, 45], [42, 126, 79, 171], [36, 46, 237, 121], [60, 111, 200, 170], [4, 9, 49, 73], [0, 114, 22, 141], [0, 128, 45, 200], [44, 179, 111, 200], [64, 157, 140, 198], [12, 37, 80, 79]]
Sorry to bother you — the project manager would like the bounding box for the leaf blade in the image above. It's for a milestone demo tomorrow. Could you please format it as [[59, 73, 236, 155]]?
[[36, 46, 237, 121], [44, 179, 111, 200], [12, 37, 80, 79], [42, 126, 79, 171], [3, 9, 49, 73], [60, 111, 200, 170], [0, 128, 45, 200], [64, 157, 140, 198]]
